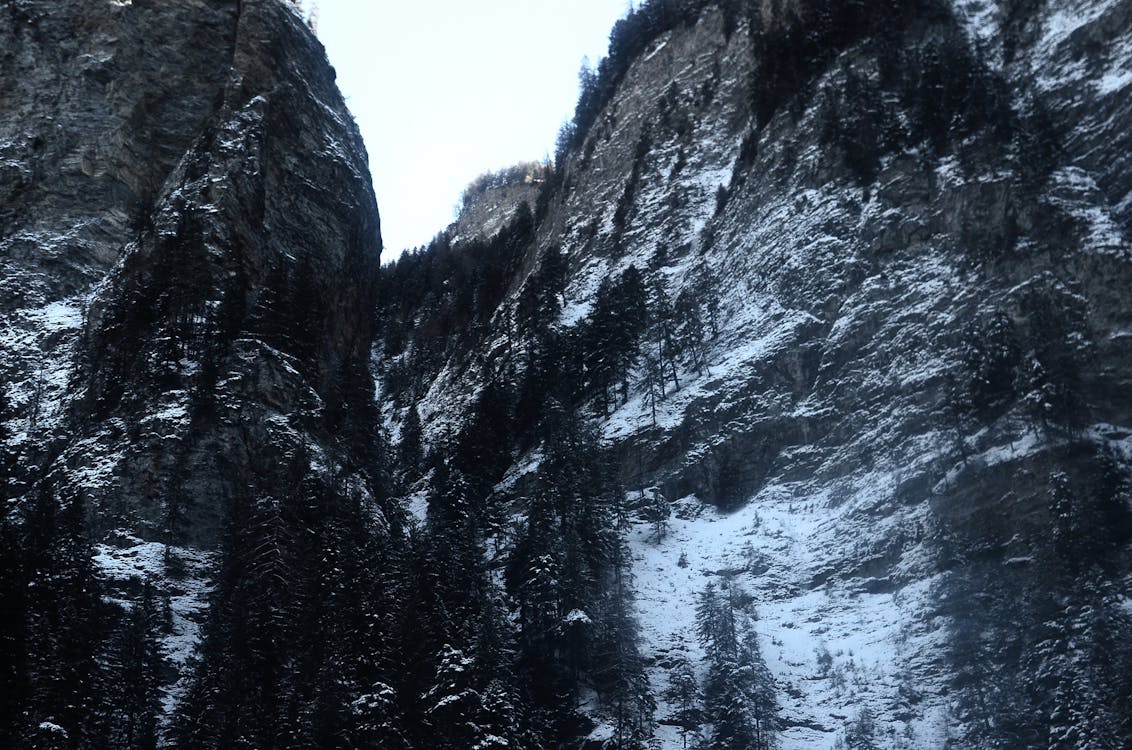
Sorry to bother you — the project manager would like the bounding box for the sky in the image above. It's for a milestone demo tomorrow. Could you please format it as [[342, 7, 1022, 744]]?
[[311, 1, 630, 261]]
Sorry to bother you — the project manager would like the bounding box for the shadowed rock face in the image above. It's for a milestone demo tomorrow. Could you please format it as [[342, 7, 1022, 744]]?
[[0, 0, 239, 307], [1, 0, 384, 545]]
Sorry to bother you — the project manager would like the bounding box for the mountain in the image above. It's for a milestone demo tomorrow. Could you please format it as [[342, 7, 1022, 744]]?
[[1, 1, 397, 746], [2, 0, 1131, 748]]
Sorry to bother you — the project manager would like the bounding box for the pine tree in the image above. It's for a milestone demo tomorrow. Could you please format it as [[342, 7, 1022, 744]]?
[[351, 682, 409, 750], [836, 708, 881, 750], [540, 245, 569, 307], [592, 538, 655, 749], [648, 277, 682, 392], [422, 644, 482, 749], [0, 444, 26, 747], [1020, 283, 1091, 432], [674, 287, 707, 375], [450, 382, 513, 531], [504, 403, 655, 747], [176, 462, 409, 749], [99, 580, 164, 750], [962, 310, 1022, 421], [579, 266, 649, 413], [310, 483, 406, 750], [644, 489, 671, 542], [696, 581, 778, 750], [20, 488, 103, 749], [474, 679, 524, 750], [161, 487, 190, 578], [397, 404, 423, 479], [642, 346, 666, 425], [665, 651, 701, 750]]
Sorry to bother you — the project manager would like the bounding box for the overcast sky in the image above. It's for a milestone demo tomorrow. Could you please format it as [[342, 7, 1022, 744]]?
[[311, 1, 629, 260]]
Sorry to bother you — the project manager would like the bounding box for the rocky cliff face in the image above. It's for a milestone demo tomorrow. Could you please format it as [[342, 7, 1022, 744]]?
[[1, 0, 390, 744], [379, 0, 1132, 746], [2, 0, 383, 540]]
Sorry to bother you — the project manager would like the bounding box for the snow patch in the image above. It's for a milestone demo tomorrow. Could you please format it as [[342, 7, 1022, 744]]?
[[1096, 67, 1132, 95], [629, 480, 949, 749], [94, 536, 213, 720]]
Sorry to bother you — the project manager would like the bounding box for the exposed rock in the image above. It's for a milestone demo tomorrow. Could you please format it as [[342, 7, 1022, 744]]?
[[2, 0, 383, 545], [0, 1, 387, 730]]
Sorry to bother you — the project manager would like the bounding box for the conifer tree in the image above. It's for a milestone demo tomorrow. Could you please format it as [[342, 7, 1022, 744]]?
[[648, 277, 682, 392], [99, 580, 164, 750], [665, 651, 701, 750], [835, 708, 881, 750], [0, 508, 25, 748], [20, 488, 103, 749], [422, 644, 482, 748], [674, 284, 709, 375], [644, 489, 671, 542], [696, 581, 778, 750], [593, 538, 655, 749], [642, 347, 666, 424], [0, 395, 27, 747], [397, 404, 423, 478]]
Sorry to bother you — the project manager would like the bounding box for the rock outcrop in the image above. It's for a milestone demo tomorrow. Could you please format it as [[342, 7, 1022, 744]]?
[[1, 0, 384, 544], [0, 2, 388, 739]]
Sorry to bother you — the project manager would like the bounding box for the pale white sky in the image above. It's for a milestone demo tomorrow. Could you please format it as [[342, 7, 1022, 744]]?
[[312, 1, 630, 260]]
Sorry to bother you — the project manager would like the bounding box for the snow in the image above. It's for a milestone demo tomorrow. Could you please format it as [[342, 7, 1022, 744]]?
[[406, 487, 431, 523], [643, 38, 670, 63], [941, 429, 1042, 486], [495, 450, 543, 493], [146, 401, 189, 425], [1047, 167, 1130, 255], [1096, 67, 1132, 95], [93, 535, 213, 720], [559, 298, 594, 327], [0, 294, 88, 437], [1030, 0, 1126, 93], [563, 608, 593, 625], [584, 720, 615, 744], [604, 303, 803, 440], [629, 479, 950, 748], [66, 437, 119, 490], [94, 539, 169, 581], [1040, 1, 1113, 53], [33, 298, 84, 330], [952, 0, 1000, 61]]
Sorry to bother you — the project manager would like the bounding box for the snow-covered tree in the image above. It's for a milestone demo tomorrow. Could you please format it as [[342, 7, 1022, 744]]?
[[696, 582, 778, 750], [644, 489, 671, 542], [665, 651, 701, 750]]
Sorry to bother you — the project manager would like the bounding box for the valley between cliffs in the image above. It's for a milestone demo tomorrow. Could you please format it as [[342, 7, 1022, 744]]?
[[2, 1, 1131, 748]]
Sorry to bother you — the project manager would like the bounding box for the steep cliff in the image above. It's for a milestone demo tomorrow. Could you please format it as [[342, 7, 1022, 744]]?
[[377, 0, 1132, 747], [1, 1, 394, 746]]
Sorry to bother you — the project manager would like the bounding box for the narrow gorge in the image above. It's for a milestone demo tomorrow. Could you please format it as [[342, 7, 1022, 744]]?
[[1, 1, 1130, 748]]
